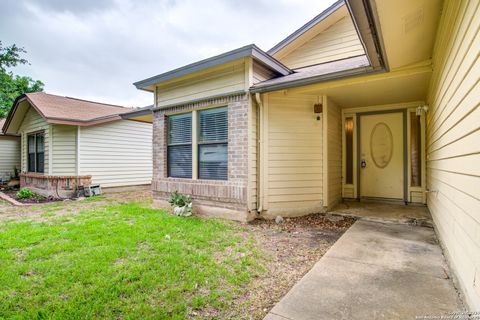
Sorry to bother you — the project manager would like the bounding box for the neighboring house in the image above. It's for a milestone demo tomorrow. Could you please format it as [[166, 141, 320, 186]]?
[[135, 0, 479, 310], [2, 92, 152, 197], [0, 119, 21, 182]]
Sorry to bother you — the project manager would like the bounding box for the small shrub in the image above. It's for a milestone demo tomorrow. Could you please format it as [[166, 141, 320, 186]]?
[[168, 191, 192, 217], [16, 187, 34, 199]]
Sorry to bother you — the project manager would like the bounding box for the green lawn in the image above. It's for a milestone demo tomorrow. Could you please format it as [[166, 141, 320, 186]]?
[[0, 202, 262, 319]]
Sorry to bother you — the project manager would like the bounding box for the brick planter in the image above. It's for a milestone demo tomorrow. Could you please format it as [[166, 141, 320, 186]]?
[[20, 173, 92, 198]]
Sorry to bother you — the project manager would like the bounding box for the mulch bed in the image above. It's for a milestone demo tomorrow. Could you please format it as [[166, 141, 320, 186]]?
[[203, 212, 356, 319], [1, 188, 63, 204]]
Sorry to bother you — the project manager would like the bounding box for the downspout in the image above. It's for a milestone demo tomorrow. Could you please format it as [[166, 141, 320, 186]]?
[[255, 93, 263, 213]]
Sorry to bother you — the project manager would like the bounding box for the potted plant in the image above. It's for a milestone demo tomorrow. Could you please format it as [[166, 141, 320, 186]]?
[[168, 191, 193, 217]]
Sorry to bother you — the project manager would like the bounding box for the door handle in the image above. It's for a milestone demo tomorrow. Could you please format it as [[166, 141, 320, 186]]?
[[361, 159, 367, 168]]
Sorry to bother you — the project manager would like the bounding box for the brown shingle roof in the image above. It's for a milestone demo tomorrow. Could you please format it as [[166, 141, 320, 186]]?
[[24, 92, 132, 125]]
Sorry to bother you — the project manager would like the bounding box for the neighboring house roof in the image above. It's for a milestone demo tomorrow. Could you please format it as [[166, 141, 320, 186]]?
[[251, 55, 371, 93], [121, 105, 153, 123], [3, 92, 132, 134], [134, 44, 292, 91], [268, 0, 345, 56]]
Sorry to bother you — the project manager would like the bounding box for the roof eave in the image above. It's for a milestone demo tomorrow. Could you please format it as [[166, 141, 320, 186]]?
[[250, 65, 376, 94], [46, 115, 124, 126], [133, 44, 292, 91], [2, 94, 38, 135], [345, 0, 388, 71], [267, 0, 345, 55], [120, 108, 152, 120]]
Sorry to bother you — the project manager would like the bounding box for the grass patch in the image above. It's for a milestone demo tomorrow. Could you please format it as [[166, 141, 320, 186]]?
[[0, 203, 261, 319]]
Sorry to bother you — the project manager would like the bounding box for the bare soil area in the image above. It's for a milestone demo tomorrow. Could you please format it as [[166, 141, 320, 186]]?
[[221, 214, 355, 319]]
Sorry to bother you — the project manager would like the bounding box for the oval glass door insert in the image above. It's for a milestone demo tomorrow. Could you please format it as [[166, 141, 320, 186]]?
[[370, 122, 393, 168]]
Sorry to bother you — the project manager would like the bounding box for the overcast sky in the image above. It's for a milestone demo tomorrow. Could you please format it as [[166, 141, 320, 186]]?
[[1, 0, 335, 108]]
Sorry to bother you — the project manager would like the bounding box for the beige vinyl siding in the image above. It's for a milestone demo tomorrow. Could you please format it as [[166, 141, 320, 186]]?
[[51, 125, 77, 176], [266, 92, 323, 213], [0, 136, 20, 181], [156, 61, 246, 107], [325, 97, 342, 208], [279, 17, 365, 69], [18, 107, 50, 173], [79, 120, 152, 187], [426, 0, 480, 310]]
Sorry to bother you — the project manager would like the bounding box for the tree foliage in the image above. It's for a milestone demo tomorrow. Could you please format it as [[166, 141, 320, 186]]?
[[0, 41, 44, 118]]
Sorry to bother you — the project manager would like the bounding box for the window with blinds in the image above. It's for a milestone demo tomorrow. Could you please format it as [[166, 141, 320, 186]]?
[[27, 132, 44, 173], [198, 107, 228, 180], [167, 113, 192, 178]]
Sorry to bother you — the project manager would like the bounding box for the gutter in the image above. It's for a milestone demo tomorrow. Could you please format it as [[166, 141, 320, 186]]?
[[254, 93, 263, 214], [121, 107, 153, 119], [250, 65, 375, 94]]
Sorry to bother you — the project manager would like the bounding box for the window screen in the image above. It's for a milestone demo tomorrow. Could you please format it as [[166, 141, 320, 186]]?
[[28, 135, 35, 172], [27, 132, 45, 173], [167, 113, 192, 178], [198, 107, 228, 180]]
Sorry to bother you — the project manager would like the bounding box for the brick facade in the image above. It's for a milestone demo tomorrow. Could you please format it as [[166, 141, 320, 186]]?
[[152, 93, 253, 221]]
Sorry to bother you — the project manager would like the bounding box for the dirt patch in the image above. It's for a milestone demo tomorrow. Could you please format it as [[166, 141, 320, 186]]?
[[200, 213, 356, 319]]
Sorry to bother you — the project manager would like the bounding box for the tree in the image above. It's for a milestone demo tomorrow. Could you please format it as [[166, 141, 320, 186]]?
[[0, 41, 44, 118]]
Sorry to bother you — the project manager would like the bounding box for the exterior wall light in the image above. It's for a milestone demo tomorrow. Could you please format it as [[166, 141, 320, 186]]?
[[416, 104, 429, 116], [314, 103, 323, 120]]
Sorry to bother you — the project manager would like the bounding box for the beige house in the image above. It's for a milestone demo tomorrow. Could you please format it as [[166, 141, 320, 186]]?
[[2, 92, 152, 196], [135, 0, 479, 309], [0, 119, 21, 182]]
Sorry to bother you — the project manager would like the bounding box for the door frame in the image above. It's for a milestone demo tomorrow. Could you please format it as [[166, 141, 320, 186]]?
[[356, 109, 408, 202]]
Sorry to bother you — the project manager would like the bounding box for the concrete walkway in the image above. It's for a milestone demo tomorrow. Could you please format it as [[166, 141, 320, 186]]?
[[265, 220, 463, 320], [330, 201, 432, 227]]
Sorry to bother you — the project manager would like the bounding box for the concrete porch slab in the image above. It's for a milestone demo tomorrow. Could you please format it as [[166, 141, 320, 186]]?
[[329, 201, 432, 226], [264, 220, 463, 320]]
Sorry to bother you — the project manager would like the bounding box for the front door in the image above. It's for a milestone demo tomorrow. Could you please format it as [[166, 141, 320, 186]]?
[[359, 112, 404, 200]]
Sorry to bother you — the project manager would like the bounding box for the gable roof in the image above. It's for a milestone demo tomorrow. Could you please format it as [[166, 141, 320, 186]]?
[[268, 0, 345, 56], [3, 92, 132, 134], [134, 44, 292, 92], [251, 55, 371, 93], [133, 0, 387, 98]]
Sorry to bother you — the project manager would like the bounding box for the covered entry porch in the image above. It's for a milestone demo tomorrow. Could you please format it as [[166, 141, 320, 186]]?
[[254, 61, 430, 218]]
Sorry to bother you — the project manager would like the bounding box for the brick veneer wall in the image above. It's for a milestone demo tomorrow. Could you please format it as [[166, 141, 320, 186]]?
[[152, 93, 251, 218]]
